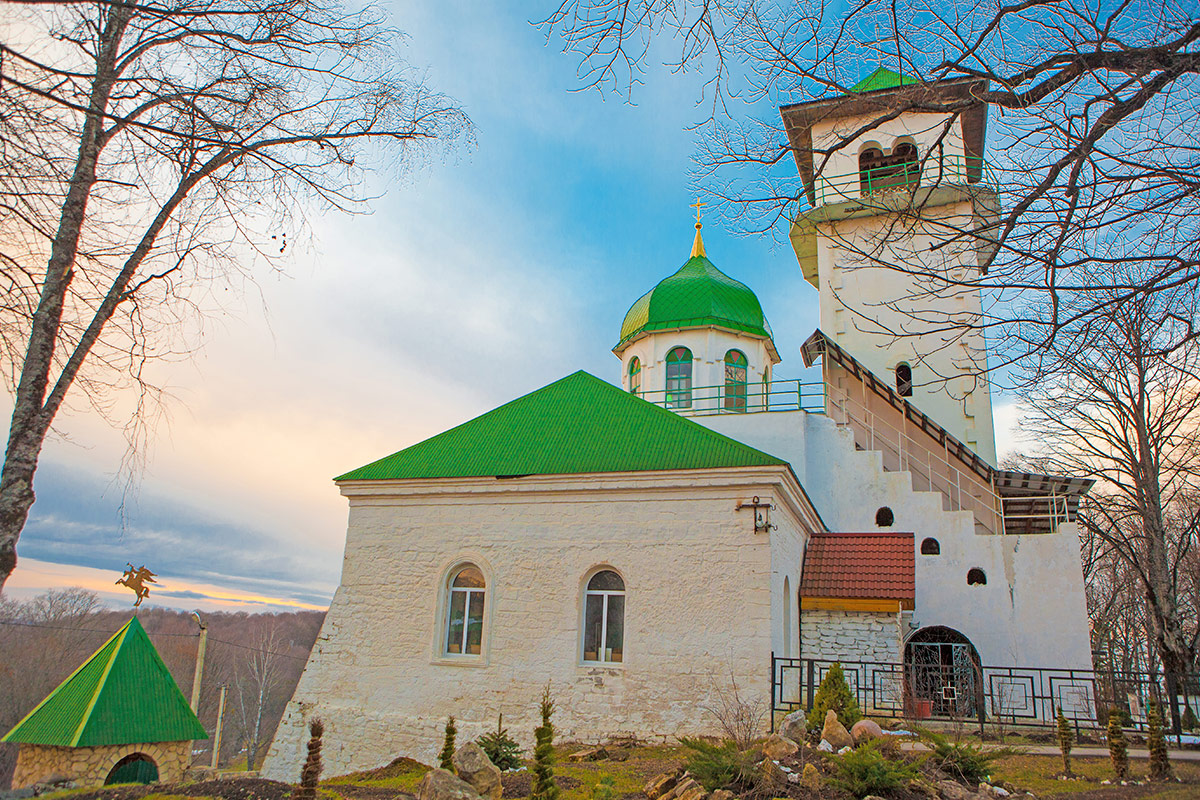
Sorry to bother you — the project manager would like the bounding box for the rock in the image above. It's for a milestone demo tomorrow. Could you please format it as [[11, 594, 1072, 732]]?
[[937, 780, 976, 800], [710, 791, 734, 800], [821, 710, 854, 750], [799, 763, 821, 792], [836, 746, 851, 755], [762, 733, 800, 760], [672, 779, 706, 800], [568, 747, 609, 762], [643, 770, 679, 800], [758, 758, 787, 792], [817, 740, 834, 752], [418, 769, 484, 800], [992, 789, 1010, 798], [851, 719, 884, 745], [660, 774, 699, 800], [780, 709, 807, 743], [454, 743, 503, 800]]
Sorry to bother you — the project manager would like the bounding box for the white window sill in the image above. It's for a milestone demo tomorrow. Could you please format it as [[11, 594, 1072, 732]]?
[[432, 654, 489, 667], [579, 661, 625, 671]]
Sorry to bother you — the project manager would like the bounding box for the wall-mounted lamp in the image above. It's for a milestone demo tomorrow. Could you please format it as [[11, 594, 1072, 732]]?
[[736, 496, 776, 533]]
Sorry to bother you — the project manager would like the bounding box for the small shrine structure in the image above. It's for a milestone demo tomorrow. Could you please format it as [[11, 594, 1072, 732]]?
[[3, 616, 207, 788]]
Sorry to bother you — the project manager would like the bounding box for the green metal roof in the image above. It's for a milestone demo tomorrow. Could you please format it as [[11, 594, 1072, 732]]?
[[2, 616, 207, 747], [337, 371, 787, 481], [616, 255, 773, 351], [848, 67, 918, 94]]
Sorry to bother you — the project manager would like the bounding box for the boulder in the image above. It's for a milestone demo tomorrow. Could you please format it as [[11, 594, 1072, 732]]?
[[762, 733, 800, 760], [936, 780, 976, 800], [453, 744, 502, 800], [851, 719, 884, 745], [710, 791, 734, 800], [779, 709, 807, 744], [816, 740, 834, 752], [418, 769, 484, 800], [643, 771, 679, 800], [821, 710, 854, 751], [672, 779, 706, 800], [568, 747, 609, 762], [799, 763, 821, 792]]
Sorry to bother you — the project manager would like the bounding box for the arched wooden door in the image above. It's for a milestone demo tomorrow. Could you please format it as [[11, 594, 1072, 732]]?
[[105, 753, 158, 785]]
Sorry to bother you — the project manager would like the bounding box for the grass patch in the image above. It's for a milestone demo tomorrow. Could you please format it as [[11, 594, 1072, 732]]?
[[991, 754, 1200, 798]]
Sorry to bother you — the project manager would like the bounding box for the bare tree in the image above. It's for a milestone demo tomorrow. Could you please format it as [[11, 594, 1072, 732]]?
[[231, 623, 286, 768], [1011, 273, 1200, 718], [0, 0, 471, 589], [538, 0, 1200, 371]]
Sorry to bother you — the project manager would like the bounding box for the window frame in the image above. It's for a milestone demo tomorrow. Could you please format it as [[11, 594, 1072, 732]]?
[[723, 349, 748, 412], [581, 568, 626, 666], [628, 356, 641, 396], [436, 561, 490, 663], [665, 347, 693, 409]]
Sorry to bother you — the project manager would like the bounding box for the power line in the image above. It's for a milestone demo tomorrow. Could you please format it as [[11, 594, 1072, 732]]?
[[0, 619, 311, 661]]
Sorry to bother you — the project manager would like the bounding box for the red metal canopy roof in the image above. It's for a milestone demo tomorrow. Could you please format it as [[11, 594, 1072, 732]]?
[[800, 532, 915, 600]]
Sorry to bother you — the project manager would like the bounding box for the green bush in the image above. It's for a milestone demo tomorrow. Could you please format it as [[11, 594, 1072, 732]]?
[[916, 727, 1009, 784], [1107, 707, 1128, 780], [1056, 707, 1073, 775], [477, 714, 523, 771], [1183, 705, 1198, 732], [808, 662, 863, 730], [440, 716, 457, 772], [531, 684, 560, 800], [828, 740, 921, 798], [591, 775, 616, 800], [1147, 700, 1173, 781], [678, 738, 756, 792]]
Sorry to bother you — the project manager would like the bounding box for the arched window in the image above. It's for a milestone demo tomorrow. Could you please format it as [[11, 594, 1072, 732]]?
[[921, 537, 941, 555], [896, 362, 913, 397], [583, 570, 625, 663], [967, 568, 987, 586], [724, 350, 748, 412], [628, 357, 641, 396], [860, 147, 885, 195], [876, 507, 895, 527], [665, 347, 692, 409], [445, 565, 486, 655]]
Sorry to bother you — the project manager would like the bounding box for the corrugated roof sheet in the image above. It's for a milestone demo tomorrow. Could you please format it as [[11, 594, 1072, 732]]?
[[337, 370, 788, 481], [849, 67, 918, 94], [800, 532, 915, 600], [2, 616, 207, 747]]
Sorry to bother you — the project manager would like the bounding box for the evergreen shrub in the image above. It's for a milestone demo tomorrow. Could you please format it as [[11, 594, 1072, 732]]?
[[828, 740, 920, 798], [478, 714, 523, 771], [1056, 707, 1073, 776], [679, 738, 756, 792], [1107, 707, 1128, 780], [531, 684, 560, 800], [295, 718, 324, 800], [808, 662, 863, 730], [440, 716, 457, 772], [916, 727, 1008, 784], [1147, 700, 1173, 781]]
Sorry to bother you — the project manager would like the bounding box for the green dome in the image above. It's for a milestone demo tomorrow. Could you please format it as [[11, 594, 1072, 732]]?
[[616, 254, 774, 352]]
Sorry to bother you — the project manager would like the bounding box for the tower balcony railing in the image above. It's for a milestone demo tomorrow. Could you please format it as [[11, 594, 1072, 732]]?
[[812, 154, 997, 208], [636, 379, 826, 416]]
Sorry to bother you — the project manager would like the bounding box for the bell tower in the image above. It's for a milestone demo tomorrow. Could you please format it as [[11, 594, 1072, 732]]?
[[781, 68, 1000, 464]]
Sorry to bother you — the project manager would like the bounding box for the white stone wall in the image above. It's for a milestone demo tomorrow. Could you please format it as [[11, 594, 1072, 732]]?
[[699, 410, 1094, 673], [800, 609, 902, 664], [262, 468, 815, 781]]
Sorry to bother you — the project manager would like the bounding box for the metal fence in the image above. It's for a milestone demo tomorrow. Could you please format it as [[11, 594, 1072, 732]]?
[[771, 655, 1199, 738]]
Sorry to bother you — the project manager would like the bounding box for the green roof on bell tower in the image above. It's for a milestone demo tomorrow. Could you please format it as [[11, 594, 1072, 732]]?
[[848, 66, 918, 94], [615, 227, 774, 354]]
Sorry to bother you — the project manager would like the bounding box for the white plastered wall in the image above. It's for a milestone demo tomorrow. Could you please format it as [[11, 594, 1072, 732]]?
[[617, 328, 777, 413], [806, 111, 997, 464], [697, 410, 1092, 672], [262, 467, 812, 780]]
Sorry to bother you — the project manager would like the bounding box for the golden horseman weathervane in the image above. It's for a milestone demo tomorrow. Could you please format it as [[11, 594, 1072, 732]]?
[[116, 563, 158, 607]]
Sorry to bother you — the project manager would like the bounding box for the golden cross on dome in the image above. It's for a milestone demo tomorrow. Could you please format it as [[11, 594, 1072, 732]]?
[[689, 200, 707, 257], [690, 199, 706, 229]]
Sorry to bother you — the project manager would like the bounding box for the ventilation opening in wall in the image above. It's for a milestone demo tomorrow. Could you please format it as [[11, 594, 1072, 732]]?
[[896, 363, 913, 397], [875, 507, 894, 527], [967, 568, 987, 586], [921, 537, 940, 555]]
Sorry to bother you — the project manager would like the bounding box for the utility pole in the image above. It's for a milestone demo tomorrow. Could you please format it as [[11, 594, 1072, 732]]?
[[212, 685, 227, 770], [190, 611, 207, 713]]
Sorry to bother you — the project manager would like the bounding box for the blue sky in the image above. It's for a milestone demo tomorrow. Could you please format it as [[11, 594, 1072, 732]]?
[[4, 1, 1016, 612]]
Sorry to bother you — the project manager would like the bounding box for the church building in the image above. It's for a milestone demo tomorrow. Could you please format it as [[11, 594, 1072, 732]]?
[[263, 69, 1094, 779]]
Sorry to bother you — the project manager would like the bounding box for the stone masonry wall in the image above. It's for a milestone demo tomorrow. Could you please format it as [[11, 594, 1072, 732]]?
[[11, 741, 191, 789], [262, 472, 810, 781], [800, 608, 901, 664]]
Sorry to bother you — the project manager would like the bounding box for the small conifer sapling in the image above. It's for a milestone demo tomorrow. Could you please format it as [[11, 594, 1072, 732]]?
[[1107, 707, 1128, 780], [1056, 706, 1073, 776], [807, 662, 862, 730], [531, 684, 560, 800], [440, 716, 457, 772], [296, 717, 324, 800], [1147, 700, 1173, 781]]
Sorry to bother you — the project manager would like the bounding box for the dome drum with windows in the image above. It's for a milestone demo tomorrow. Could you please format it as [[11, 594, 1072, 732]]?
[[615, 224, 780, 413]]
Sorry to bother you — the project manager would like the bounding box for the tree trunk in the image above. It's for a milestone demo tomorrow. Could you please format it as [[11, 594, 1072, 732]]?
[[0, 3, 131, 591]]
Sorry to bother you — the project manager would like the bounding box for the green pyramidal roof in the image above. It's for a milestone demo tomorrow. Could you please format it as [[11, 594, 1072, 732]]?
[[337, 371, 787, 481], [2, 616, 207, 747], [616, 254, 773, 351], [849, 66, 918, 94]]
